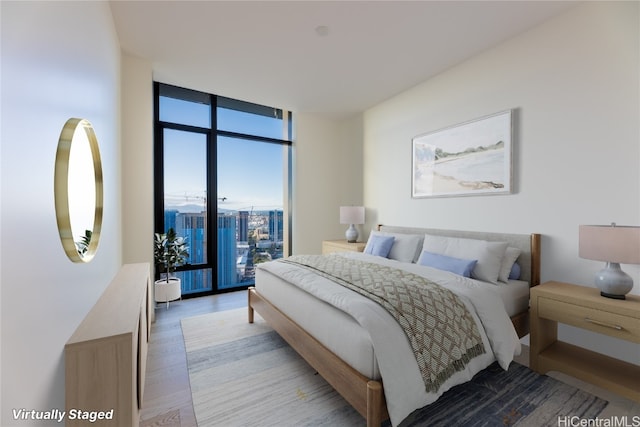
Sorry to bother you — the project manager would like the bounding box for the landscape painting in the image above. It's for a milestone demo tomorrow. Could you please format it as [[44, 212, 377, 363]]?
[[412, 110, 512, 198]]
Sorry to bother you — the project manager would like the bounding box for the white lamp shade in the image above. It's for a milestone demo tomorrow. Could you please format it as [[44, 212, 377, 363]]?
[[340, 206, 365, 225], [579, 224, 640, 264]]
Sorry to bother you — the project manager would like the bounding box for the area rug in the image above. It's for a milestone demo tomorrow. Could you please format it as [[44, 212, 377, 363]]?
[[182, 308, 608, 426]]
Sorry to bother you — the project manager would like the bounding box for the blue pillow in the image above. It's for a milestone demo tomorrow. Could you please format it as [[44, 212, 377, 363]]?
[[364, 235, 395, 257], [508, 262, 521, 280], [417, 251, 477, 278]]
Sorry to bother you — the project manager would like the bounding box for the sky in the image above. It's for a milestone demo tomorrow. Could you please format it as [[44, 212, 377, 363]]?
[[160, 96, 287, 213]]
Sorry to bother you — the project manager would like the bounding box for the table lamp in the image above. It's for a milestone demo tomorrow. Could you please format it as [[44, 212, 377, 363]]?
[[340, 206, 365, 243], [579, 223, 640, 299]]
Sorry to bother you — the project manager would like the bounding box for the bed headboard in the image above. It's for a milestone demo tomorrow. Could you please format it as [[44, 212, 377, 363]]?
[[377, 225, 541, 287]]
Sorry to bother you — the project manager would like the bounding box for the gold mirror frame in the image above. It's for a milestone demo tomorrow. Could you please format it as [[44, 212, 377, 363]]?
[[54, 118, 103, 263]]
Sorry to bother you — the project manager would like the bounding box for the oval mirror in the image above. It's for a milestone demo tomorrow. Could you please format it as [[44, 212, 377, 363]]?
[[54, 118, 103, 263]]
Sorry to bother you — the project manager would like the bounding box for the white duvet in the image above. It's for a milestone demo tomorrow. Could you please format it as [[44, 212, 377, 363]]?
[[258, 252, 521, 426]]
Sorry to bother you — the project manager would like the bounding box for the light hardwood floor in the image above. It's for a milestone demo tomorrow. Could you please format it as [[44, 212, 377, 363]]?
[[140, 291, 247, 427], [140, 291, 639, 426]]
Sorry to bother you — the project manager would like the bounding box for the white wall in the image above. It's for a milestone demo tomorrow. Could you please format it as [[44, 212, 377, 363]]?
[[121, 54, 154, 267], [0, 2, 122, 425], [363, 2, 639, 363], [293, 113, 364, 254]]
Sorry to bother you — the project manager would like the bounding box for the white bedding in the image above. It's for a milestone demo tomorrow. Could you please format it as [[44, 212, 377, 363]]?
[[496, 279, 530, 317], [256, 252, 522, 426], [256, 263, 381, 379]]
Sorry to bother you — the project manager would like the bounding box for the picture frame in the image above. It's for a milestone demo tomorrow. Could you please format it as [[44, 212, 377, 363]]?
[[412, 110, 512, 198]]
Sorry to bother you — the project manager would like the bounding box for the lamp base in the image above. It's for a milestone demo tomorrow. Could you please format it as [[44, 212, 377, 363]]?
[[345, 224, 358, 243], [595, 262, 633, 300], [600, 291, 626, 300]]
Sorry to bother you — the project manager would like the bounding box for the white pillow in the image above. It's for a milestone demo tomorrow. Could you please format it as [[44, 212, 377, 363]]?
[[498, 247, 521, 283], [422, 234, 508, 284], [367, 231, 423, 263]]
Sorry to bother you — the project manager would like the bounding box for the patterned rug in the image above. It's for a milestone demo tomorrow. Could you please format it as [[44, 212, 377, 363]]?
[[182, 308, 608, 426]]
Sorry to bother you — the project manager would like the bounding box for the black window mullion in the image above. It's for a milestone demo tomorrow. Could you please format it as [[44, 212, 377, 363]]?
[[209, 94, 218, 291], [217, 129, 292, 146], [153, 82, 164, 237], [158, 121, 210, 135]]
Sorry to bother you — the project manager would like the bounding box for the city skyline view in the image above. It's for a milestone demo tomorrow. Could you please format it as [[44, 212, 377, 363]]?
[[158, 86, 289, 295]]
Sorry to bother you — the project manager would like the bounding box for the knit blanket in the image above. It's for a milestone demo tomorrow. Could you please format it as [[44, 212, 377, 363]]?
[[280, 254, 486, 392]]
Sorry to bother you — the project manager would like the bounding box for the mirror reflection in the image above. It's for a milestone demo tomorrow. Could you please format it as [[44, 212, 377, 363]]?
[[68, 128, 96, 250], [54, 118, 103, 263]]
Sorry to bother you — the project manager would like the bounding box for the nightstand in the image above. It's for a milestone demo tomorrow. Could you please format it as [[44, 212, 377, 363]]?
[[322, 240, 366, 255], [530, 281, 640, 402]]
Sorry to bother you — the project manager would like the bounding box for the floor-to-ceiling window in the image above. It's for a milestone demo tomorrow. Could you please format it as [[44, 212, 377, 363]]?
[[154, 83, 292, 296]]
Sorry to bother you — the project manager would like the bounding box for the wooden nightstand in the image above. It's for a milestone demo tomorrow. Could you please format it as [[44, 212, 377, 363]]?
[[322, 240, 366, 255], [530, 281, 640, 402]]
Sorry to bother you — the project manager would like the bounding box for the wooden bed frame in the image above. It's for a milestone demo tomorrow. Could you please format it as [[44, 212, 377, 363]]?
[[248, 226, 541, 427]]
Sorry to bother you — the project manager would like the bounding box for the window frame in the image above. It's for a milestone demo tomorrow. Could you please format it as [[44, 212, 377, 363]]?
[[153, 82, 292, 297]]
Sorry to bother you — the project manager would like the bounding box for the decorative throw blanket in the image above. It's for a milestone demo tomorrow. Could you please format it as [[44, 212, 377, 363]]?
[[280, 254, 486, 392]]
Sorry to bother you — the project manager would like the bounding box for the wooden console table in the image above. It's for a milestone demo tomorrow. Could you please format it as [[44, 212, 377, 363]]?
[[65, 263, 152, 426]]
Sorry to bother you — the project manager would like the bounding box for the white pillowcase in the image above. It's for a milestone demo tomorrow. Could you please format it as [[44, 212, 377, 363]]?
[[498, 247, 521, 283], [367, 231, 423, 263], [422, 234, 508, 284]]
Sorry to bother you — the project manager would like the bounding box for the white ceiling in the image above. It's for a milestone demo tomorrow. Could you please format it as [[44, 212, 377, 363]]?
[[109, 1, 577, 117]]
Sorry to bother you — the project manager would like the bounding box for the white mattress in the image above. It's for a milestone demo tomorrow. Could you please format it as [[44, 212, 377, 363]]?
[[256, 266, 381, 379], [255, 264, 529, 380]]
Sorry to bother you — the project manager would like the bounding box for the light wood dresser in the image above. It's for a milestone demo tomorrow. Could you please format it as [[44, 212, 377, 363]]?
[[65, 263, 152, 426], [530, 281, 640, 402], [322, 239, 366, 254]]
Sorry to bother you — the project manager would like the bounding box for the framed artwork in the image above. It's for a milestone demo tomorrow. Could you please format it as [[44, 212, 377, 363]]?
[[412, 110, 512, 198]]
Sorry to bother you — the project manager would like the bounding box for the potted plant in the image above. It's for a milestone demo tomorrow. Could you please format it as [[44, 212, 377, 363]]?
[[153, 228, 189, 308], [75, 229, 92, 257]]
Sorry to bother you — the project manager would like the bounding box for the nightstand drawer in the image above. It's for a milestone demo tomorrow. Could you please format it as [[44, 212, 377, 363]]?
[[322, 240, 366, 254], [538, 297, 640, 343]]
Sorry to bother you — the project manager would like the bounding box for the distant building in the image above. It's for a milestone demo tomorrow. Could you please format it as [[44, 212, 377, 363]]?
[[175, 211, 208, 293], [238, 210, 249, 242], [164, 209, 178, 233], [269, 210, 283, 243], [217, 213, 237, 289]]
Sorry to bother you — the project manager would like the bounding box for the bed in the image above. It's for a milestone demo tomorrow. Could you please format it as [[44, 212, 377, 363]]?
[[248, 225, 541, 426]]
